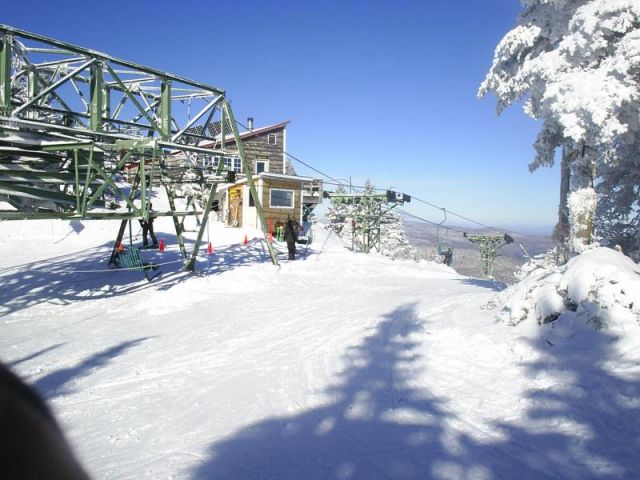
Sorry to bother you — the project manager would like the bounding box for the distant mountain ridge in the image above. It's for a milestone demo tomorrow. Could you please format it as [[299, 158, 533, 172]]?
[[402, 220, 554, 284]]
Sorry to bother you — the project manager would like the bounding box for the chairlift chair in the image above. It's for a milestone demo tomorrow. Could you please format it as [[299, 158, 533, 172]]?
[[434, 208, 454, 266]]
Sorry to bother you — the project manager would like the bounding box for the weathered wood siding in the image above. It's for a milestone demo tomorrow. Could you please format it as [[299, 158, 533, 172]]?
[[261, 178, 301, 228], [242, 128, 285, 174]]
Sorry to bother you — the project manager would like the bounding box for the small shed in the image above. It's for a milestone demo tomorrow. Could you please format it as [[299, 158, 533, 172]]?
[[219, 173, 322, 232]]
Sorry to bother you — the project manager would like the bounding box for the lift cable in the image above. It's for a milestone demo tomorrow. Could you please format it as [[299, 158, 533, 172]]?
[[232, 119, 524, 238], [395, 208, 467, 236], [234, 119, 351, 189], [406, 195, 503, 234], [315, 180, 505, 234]]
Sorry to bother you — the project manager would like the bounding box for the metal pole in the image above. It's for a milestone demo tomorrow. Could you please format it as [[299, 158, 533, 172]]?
[[160, 79, 171, 140], [0, 24, 225, 95], [171, 95, 222, 143], [28, 68, 38, 101], [13, 58, 96, 115], [104, 63, 161, 134], [90, 62, 104, 132], [0, 34, 12, 116], [184, 160, 225, 271], [222, 99, 279, 266]]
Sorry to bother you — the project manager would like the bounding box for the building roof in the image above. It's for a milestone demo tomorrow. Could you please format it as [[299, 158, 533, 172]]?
[[199, 121, 290, 149], [255, 172, 316, 183], [217, 172, 319, 191]]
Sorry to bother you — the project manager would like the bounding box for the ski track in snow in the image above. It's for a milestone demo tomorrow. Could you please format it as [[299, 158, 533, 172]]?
[[1, 218, 639, 479]]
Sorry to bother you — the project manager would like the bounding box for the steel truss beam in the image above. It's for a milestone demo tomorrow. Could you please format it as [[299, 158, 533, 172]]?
[[0, 24, 278, 270]]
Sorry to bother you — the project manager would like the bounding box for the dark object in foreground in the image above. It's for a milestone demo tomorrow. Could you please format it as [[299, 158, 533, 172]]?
[[0, 362, 91, 479], [284, 217, 300, 260]]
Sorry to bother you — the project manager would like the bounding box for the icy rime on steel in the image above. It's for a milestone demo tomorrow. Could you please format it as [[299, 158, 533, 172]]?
[[0, 24, 278, 268]]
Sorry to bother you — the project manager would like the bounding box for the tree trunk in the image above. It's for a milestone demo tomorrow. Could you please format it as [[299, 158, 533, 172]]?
[[553, 146, 572, 263], [567, 144, 597, 254]]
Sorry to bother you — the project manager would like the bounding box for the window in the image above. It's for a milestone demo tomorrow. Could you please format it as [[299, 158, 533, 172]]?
[[207, 156, 242, 173], [270, 188, 294, 208], [255, 160, 268, 174], [267, 133, 277, 145], [302, 182, 321, 197]]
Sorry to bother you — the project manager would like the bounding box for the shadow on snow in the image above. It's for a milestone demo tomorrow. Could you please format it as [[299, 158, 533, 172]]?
[[455, 321, 640, 479], [190, 305, 640, 479], [33, 338, 151, 400], [7, 343, 65, 368], [456, 277, 506, 292], [0, 234, 276, 316], [191, 304, 470, 479]]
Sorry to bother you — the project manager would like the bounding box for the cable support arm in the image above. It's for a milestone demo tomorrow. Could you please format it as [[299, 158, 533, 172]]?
[[0, 24, 225, 95], [231, 119, 529, 241]]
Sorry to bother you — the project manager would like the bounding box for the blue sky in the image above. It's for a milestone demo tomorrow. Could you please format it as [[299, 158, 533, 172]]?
[[3, 0, 559, 233]]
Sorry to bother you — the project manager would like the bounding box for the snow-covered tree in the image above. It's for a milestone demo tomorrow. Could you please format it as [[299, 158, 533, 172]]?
[[379, 215, 415, 259], [325, 182, 414, 259], [479, 0, 640, 256], [363, 178, 376, 195], [595, 140, 640, 260], [284, 158, 297, 176]]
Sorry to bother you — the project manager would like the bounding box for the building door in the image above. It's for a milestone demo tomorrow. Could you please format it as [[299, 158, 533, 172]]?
[[243, 185, 259, 229], [228, 186, 242, 227]]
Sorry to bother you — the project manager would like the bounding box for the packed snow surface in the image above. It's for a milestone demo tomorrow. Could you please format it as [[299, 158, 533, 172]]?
[[1, 217, 639, 479], [501, 247, 640, 329]]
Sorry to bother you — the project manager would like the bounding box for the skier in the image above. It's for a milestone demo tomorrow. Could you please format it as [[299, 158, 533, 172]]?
[[442, 247, 453, 266], [284, 216, 299, 260], [139, 202, 158, 248]]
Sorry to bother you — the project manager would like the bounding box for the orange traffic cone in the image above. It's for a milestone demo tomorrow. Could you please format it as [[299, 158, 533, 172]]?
[[207, 242, 213, 255], [117, 242, 124, 254], [159, 238, 165, 253], [243, 234, 248, 245]]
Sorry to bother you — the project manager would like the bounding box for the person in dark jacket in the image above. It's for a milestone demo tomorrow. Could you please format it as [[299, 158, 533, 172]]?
[[284, 217, 299, 260], [139, 202, 158, 248], [0, 362, 90, 479]]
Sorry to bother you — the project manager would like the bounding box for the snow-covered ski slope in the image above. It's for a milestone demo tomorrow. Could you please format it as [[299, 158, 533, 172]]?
[[1, 217, 639, 479]]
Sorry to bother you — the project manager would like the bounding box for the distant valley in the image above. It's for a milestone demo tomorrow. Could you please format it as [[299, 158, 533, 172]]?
[[402, 220, 554, 284]]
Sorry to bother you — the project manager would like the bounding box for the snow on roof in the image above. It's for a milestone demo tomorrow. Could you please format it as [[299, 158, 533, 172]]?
[[254, 172, 316, 182], [216, 172, 318, 191], [198, 121, 290, 149]]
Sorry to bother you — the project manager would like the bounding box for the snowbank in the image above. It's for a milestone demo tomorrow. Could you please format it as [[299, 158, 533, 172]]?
[[496, 247, 640, 331], [2, 216, 640, 478]]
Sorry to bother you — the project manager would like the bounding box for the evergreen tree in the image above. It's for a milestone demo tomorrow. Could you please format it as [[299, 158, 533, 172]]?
[[479, 0, 640, 257], [326, 181, 414, 259]]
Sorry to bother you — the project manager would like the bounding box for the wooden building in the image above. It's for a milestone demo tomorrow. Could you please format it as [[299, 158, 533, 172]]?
[[210, 120, 323, 230], [201, 119, 293, 176], [221, 173, 322, 230]]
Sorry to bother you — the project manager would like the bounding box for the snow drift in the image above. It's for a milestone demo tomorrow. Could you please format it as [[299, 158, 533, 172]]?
[[496, 247, 640, 331], [1, 218, 640, 479]]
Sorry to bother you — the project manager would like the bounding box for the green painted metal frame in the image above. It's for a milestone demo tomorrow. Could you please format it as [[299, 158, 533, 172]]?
[[0, 33, 11, 116], [183, 158, 226, 271], [90, 62, 104, 132], [0, 24, 277, 271], [223, 99, 279, 266], [328, 193, 398, 254], [463, 233, 513, 279]]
